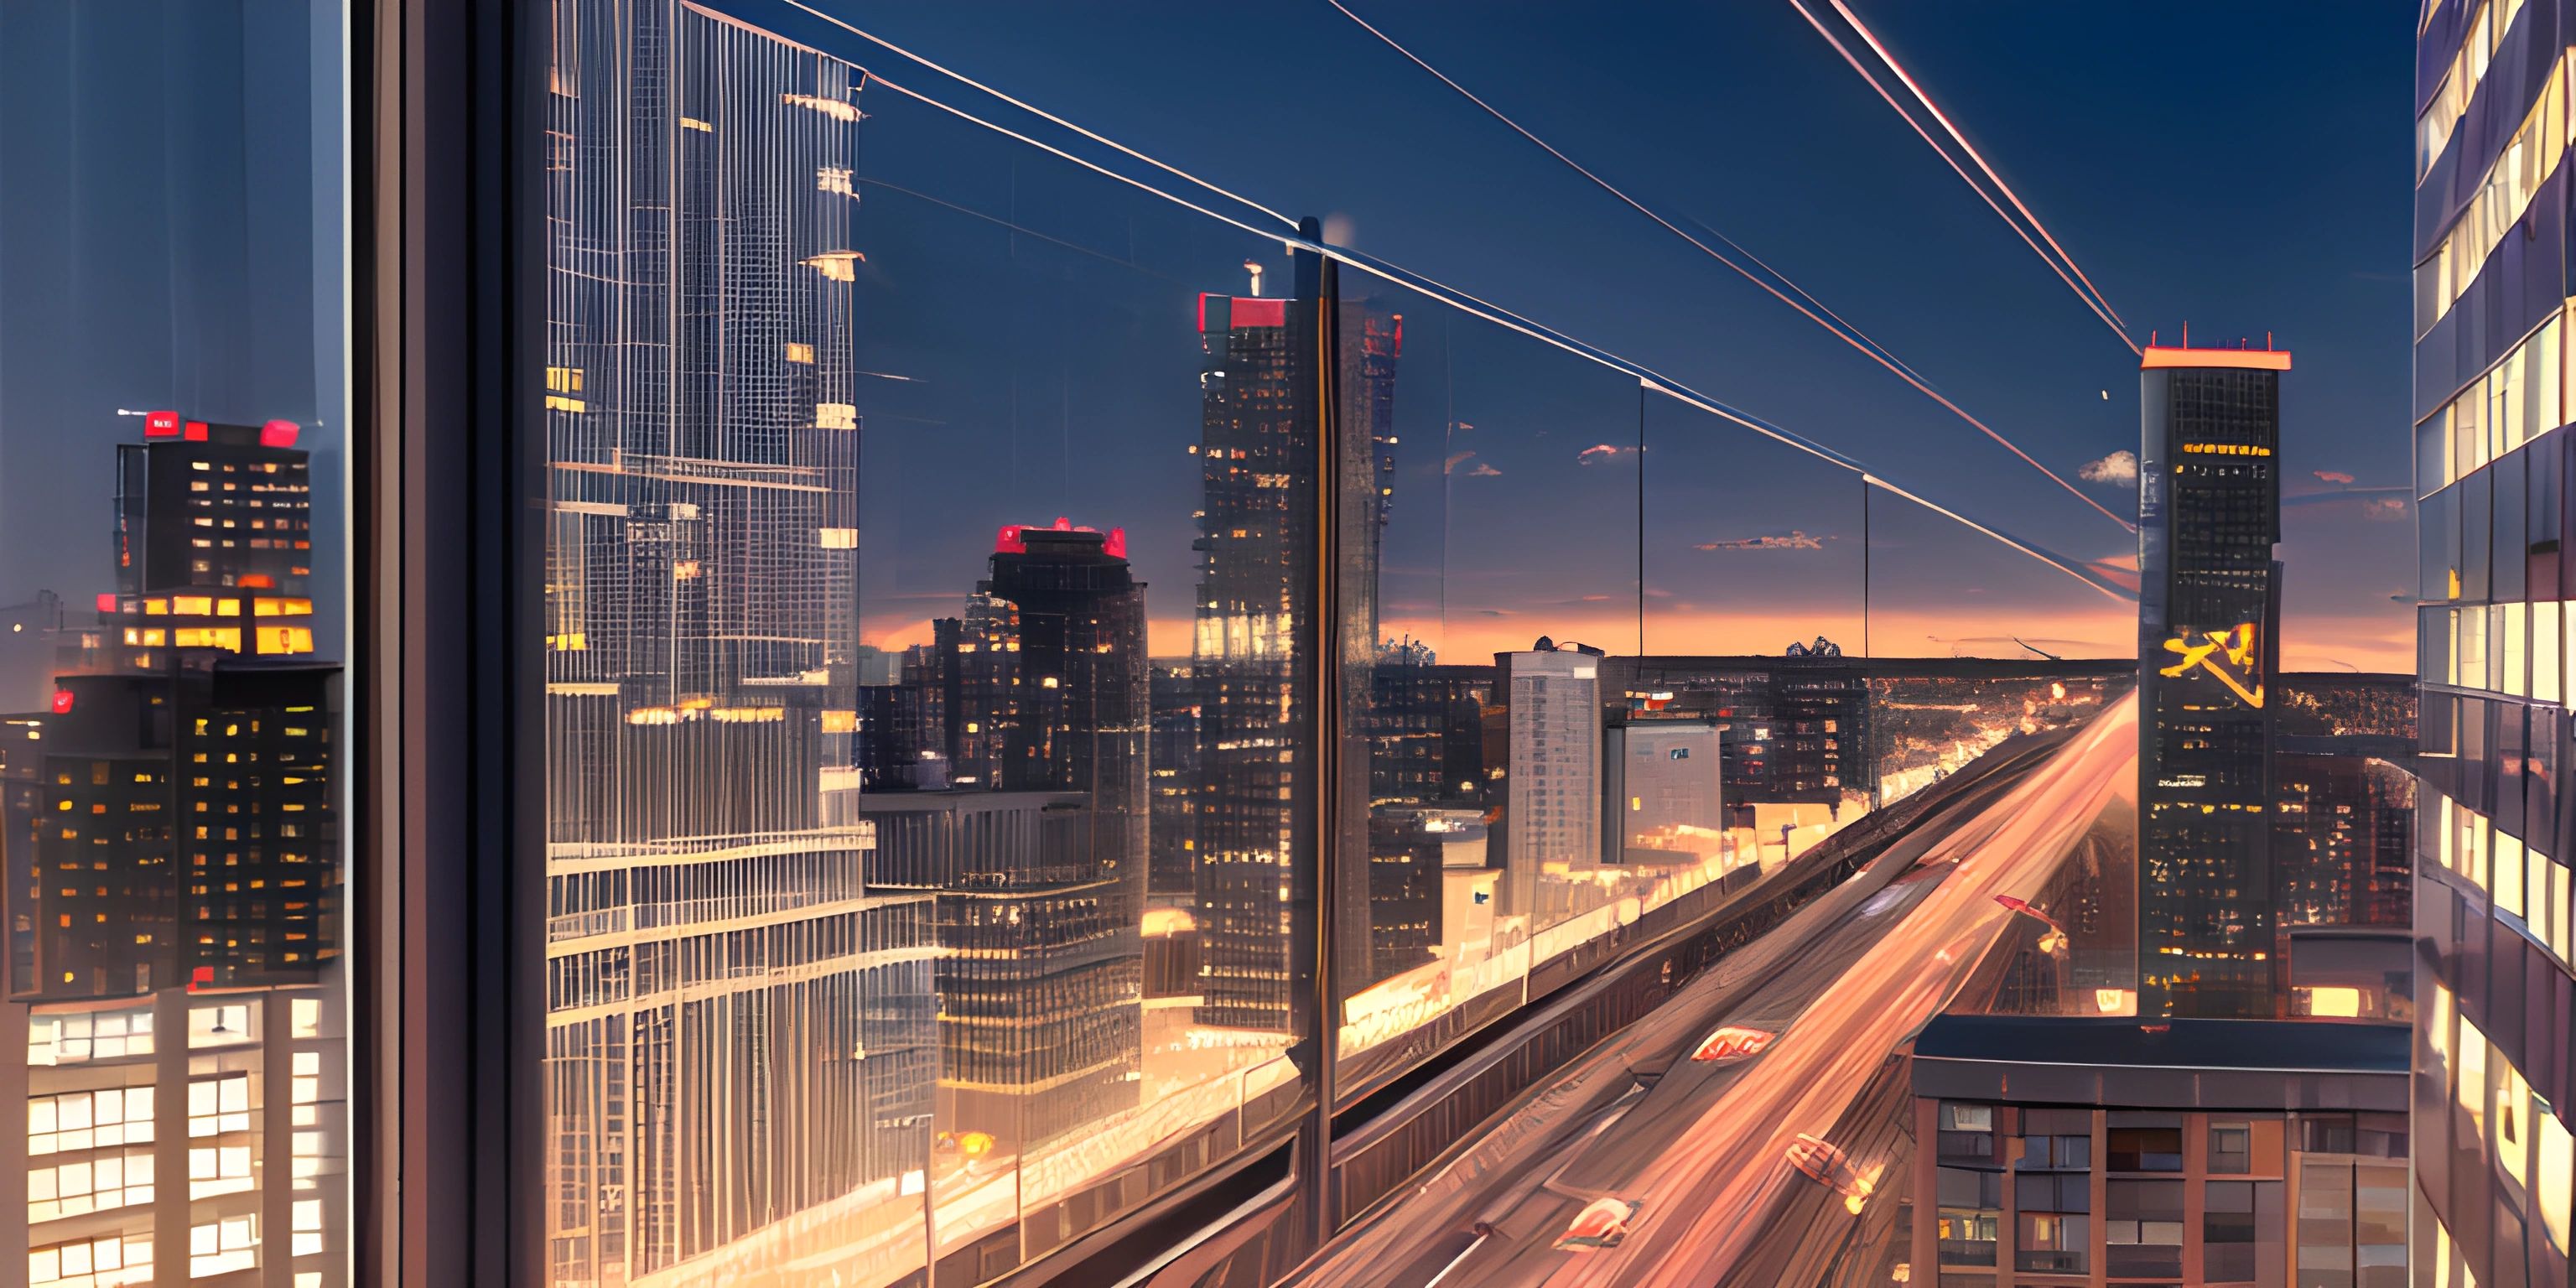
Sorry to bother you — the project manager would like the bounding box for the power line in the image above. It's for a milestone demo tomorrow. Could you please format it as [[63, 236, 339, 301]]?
[[1824, 0, 2127, 331], [1325, 0, 2137, 534], [1791, 0, 2139, 355], [799, 28, 2134, 602], [773, 0, 1301, 231]]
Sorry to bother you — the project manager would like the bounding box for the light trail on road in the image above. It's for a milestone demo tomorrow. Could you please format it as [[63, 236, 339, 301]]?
[[1574, 690, 2136, 1288], [1291, 692, 2138, 1288]]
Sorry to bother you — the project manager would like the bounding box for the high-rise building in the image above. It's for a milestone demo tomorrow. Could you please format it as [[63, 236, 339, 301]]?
[[1365, 647, 1493, 810], [872, 522, 1150, 1149], [15, 664, 339, 1001], [2136, 342, 2288, 1019], [0, 412, 345, 1288], [1601, 719, 1724, 865], [1500, 643, 1602, 924], [1188, 287, 1398, 1034], [864, 790, 1141, 1152], [2409, 5, 2576, 1277], [538, 6, 937, 1281]]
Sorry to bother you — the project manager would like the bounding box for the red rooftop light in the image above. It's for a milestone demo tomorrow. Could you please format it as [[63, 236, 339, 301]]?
[[144, 410, 180, 438], [260, 419, 300, 448], [49, 690, 73, 716], [994, 516, 1128, 561]]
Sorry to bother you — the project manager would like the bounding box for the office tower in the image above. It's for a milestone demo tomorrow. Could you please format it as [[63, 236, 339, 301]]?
[[1601, 719, 1724, 865], [1500, 643, 1602, 923], [1366, 647, 1493, 810], [2136, 341, 2288, 1019], [2411, 9, 2576, 1276], [1189, 289, 1310, 1035], [985, 522, 1148, 836], [1147, 661, 1202, 898], [876, 522, 1147, 1149], [1909, 1015, 2407, 1283], [16, 664, 340, 1001], [864, 790, 1140, 1152], [0, 411, 345, 1288], [86, 413, 320, 673], [539, 5, 937, 1281], [1188, 287, 1398, 1034]]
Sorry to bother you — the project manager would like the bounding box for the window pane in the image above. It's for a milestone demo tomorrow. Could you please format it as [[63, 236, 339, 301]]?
[[0, 3, 348, 1285]]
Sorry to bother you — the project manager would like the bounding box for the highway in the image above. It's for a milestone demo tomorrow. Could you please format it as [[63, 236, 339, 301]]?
[[1290, 689, 2139, 1288]]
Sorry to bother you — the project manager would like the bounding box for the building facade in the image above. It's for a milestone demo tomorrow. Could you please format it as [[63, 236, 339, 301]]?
[[1501, 644, 1602, 926], [538, 5, 938, 1283], [2412, 0, 2576, 1281], [1909, 1016, 2407, 1286], [2137, 343, 2288, 1020], [1187, 288, 1398, 1035], [0, 413, 345, 1288]]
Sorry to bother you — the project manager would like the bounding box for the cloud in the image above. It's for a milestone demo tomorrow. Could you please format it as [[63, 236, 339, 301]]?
[[1576, 444, 1629, 465], [1445, 451, 1478, 475], [1469, 463, 1503, 477], [2078, 449, 2138, 488], [1695, 529, 1828, 552], [2313, 470, 2355, 485], [2283, 486, 2410, 520]]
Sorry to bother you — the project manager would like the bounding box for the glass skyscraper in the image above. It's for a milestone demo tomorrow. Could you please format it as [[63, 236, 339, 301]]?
[[2137, 343, 2288, 1019], [2412, 0, 2576, 1280], [540, 5, 936, 1283]]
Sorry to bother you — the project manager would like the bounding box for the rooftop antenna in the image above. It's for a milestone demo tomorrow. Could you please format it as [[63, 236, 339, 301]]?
[[2182, 320, 2189, 347]]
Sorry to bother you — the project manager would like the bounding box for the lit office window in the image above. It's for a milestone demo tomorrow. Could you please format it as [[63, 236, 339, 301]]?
[[2542, 1109, 2574, 1249]]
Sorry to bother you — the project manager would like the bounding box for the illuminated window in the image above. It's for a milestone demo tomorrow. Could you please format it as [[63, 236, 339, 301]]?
[[2543, 1109, 2573, 1250], [28, 1086, 155, 1155], [29, 1233, 150, 1288], [2460, 1018, 2490, 1133], [2542, 604, 2563, 703], [28, 1147, 154, 1222], [2497, 831, 2527, 917], [2506, 601, 2530, 696], [189, 1215, 258, 1279], [2417, 58, 2569, 335]]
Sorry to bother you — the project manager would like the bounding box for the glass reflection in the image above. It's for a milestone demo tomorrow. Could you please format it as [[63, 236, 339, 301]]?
[[2, 4, 351, 1287]]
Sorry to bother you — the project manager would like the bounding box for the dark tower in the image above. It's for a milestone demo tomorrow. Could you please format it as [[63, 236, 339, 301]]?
[[2137, 342, 2288, 1019]]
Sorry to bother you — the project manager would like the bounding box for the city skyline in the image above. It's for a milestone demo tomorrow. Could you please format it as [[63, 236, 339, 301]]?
[[0, 3, 2457, 1287]]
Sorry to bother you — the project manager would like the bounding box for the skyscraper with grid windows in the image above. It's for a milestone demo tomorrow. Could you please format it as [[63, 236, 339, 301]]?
[[539, 4, 935, 1283], [2411, 0, 2576, 1277]]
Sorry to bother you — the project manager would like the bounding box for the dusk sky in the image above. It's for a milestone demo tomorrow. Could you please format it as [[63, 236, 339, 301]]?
[[733, 0, 2418, 670]]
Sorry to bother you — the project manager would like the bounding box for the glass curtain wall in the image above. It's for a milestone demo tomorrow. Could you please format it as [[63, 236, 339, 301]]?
[[527, 2, 2146, 1284]]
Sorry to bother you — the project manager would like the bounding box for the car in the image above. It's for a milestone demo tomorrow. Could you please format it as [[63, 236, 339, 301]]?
[[1554, 1197, 1644, 1251], [1688, 1025, 1777, 1063], [1786, 1133, 1874, 1213]]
